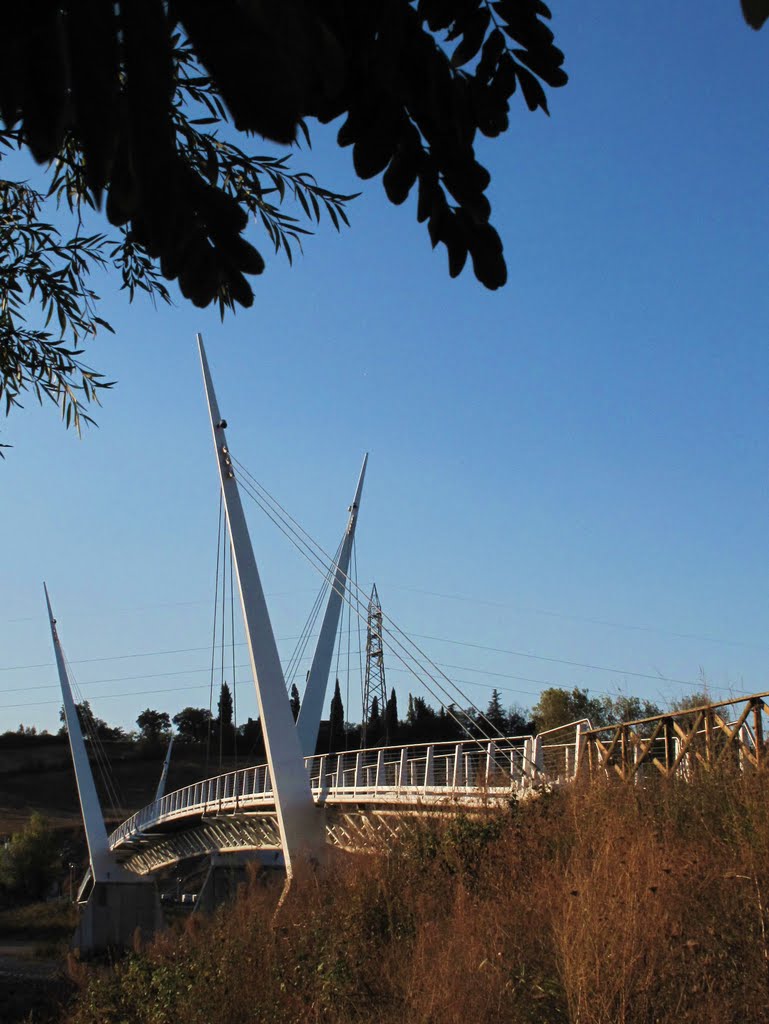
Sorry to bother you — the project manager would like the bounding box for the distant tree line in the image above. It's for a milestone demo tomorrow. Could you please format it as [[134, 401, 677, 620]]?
[[4, 683, 715, 755]]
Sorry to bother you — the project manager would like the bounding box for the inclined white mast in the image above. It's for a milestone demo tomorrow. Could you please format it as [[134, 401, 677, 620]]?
[[44, 584, 132, 883], [296, 454, 367, 757], [197, 334, 325, 873], [155, 735, 175, 801]]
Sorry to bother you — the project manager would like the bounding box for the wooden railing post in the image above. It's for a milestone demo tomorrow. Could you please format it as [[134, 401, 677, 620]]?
[[620, 725, 629, 781], [753, 701, 764, 769], [663, 719, 675, 776], [704, 708, 714, 767]]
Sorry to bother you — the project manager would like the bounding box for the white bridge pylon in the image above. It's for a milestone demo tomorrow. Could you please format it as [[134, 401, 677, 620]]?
[[198, 334, 327, 874], [296, 453, 367, 757], [44, 584, 135, 885]]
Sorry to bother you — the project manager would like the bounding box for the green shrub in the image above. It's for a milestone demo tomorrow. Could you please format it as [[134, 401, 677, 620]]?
[[0, 813, 60, 901]]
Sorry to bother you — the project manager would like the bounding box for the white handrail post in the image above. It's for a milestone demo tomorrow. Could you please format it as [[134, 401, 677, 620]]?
[[424, 745, 435, 792], [485, 740, 496, 785], [522, 737, 534, 782], [397, 748, 408, 788], [318, 755, 328, 799], [375, 749, 384, 791], [354, 752, 362, 792], [451, 743, 463, 788], [530, 736, 544, 781], [574, 722, 587, 780]]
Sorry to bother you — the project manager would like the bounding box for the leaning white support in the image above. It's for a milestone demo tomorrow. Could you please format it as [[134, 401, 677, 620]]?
[[155, 736, 175, 801], [197, 335, 325, 875], [44, 585, 133, 885], [296, 454, 367, 757]]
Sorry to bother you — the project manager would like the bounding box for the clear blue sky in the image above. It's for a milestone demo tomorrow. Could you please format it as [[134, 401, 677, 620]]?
[[1, 3, 768, 736]]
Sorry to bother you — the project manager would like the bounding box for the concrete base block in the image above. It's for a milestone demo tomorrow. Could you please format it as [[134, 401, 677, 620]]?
[[73, 881, 163, 955]]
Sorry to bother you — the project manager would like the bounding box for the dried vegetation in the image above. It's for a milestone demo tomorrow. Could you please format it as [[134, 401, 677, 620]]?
[[67, 769, 769, 1024]]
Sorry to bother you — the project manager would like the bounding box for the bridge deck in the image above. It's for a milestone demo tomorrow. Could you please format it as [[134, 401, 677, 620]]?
[[109, 734, 584, 870]]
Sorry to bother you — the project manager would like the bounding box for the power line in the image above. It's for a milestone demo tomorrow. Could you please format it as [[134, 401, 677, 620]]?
[[0, 625, 738, 703], [0, 681, 216, 711], [380, 584, 769, 653], [1, 588, 320, 626], [0, 632, 315, 674], [411, 633, 716, 690]]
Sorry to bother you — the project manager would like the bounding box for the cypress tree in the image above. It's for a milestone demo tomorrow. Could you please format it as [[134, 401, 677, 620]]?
[[385, 688, 399, 744], [329, 679, 345, 753], [485, 688, 506, 733], [289, 683, 301, 722], [368, 696, 382, 745]]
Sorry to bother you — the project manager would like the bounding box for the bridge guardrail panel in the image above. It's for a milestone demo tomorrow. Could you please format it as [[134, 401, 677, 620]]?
[[109, 735, 539, 851]]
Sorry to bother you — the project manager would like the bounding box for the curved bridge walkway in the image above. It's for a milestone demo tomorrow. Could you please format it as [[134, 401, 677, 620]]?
[[109, 689, 769, 876], [109, 730, 581, 874]]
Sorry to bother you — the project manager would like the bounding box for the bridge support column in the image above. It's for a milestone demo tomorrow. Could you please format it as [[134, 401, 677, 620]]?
[[196, 852, 284, 915], [74, 882, 163, 954], [45, 586, 163, 956]]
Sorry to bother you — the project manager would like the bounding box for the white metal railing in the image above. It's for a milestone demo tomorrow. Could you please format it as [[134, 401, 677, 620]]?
[[108, 730, 586, 850]]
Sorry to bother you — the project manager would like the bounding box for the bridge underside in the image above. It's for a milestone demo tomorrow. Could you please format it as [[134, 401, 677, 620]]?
[[115, 798, 511, 875]]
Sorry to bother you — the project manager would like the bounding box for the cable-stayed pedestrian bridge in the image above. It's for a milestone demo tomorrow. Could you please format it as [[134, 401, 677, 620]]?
[[43, 336, 769, 952], [107, 685, 768, 876], [107, 731, 582, 874]]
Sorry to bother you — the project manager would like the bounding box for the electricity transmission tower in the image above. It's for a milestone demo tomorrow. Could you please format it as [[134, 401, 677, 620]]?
[[361, 583, 387, 746]]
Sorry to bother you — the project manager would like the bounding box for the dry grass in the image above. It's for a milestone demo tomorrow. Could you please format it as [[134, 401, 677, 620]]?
[[66, 767, 769, 1024]]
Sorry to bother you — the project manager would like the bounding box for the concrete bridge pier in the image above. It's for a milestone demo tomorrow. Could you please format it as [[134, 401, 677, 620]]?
[[45, 586, 164, 956], [195, 851, 286, 914], [73, 879, 163, 955]]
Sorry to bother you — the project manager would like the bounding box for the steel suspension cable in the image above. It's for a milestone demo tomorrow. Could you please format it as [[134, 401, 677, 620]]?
[[352, 539, 365, 718], [233, 470, 489, 742], [231, 468, 501, 746], [206, 492, 224, 772], [219, 520, 228, 771], [229, 541, 238, 768], [65, 655, 124, 818], [283, 537, 344, 690]]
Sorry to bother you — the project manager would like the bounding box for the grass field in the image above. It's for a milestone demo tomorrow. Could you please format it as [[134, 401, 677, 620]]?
[[0, 900, 78, 942]]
